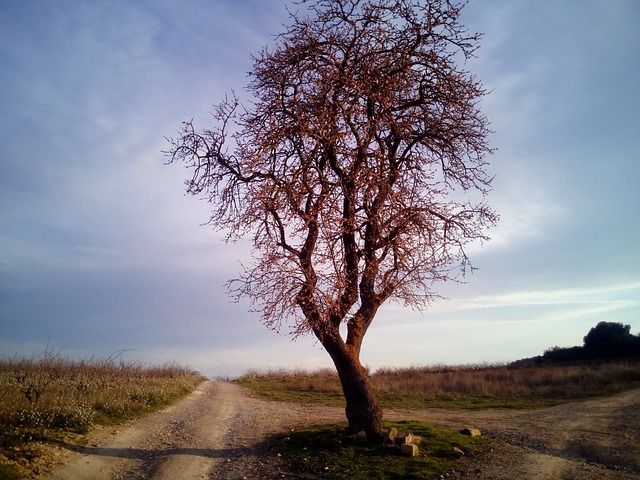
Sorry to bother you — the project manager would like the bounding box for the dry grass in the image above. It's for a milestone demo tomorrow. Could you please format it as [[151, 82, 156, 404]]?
[[240, 367, 345, 403], [237, 360, 640, 409], [373, 361, 640, 407], [0, 351, 206, 478]]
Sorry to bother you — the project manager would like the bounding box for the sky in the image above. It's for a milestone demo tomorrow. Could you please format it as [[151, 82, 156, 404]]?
[[1, 0, 639, 378]]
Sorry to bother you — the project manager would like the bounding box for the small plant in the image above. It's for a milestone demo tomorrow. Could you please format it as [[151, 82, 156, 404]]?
[[14, 371, 51, 405]]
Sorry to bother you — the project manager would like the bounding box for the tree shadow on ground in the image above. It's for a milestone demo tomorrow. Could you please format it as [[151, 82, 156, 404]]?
[[45, 435, 292, 479]]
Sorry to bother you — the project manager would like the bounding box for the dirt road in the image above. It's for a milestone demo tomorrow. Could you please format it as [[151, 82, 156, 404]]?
[[44, 381, 343, 479], [388, 387, 640, 479], [44, 381, 640, 479]]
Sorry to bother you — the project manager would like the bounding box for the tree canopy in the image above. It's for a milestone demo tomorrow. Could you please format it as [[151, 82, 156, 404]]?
[[167, 0, 496, 438], [583, 322, 640, 359], [540, 322, 640, 363]]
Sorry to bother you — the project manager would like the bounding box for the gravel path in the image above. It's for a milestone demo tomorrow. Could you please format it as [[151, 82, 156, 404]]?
[[43, 382, 640, 479]]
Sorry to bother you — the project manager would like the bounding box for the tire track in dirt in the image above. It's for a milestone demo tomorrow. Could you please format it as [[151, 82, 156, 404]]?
[[45, 382, 239, 479]]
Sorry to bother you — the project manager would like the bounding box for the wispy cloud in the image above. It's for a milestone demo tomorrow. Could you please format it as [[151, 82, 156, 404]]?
[[430, 281, 640, 318]]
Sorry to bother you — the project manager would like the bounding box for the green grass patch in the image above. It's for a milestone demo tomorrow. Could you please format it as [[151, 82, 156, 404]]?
[[278, 421, 486, 480]]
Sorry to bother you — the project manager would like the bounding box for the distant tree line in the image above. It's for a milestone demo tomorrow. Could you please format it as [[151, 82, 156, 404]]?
[[513, 322, 640, 366]]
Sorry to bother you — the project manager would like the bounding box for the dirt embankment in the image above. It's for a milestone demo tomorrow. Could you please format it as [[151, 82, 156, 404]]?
[[42, 381, 640, 479]]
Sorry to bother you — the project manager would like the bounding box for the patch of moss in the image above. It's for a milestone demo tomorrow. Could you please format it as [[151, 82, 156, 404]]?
[[0, 464, 21, 480]]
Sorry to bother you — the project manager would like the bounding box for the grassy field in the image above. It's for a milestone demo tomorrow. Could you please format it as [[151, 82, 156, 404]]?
[[236, 360, 640, 409], [0, 352, 206, 479]]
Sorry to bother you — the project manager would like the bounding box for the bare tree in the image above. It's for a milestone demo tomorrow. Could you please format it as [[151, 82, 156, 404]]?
[[166, 0, 496, 440]]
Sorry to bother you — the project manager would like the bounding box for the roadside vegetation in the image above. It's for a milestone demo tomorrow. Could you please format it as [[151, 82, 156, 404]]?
[[0, 350, 206, 479], [237, 359, 640, 409]]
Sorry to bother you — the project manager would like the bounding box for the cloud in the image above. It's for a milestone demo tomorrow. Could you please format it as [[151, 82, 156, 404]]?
[[360, 280, 640, 369], [1, 0, 638, 375], [431, 281, 640, 313]]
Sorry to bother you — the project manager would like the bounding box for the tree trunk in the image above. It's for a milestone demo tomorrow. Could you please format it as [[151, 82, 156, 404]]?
[[329, 345, 383, 441]]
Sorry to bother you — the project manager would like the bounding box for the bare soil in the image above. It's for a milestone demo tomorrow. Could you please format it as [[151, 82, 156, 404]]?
[[40, 381, 640, 479]]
